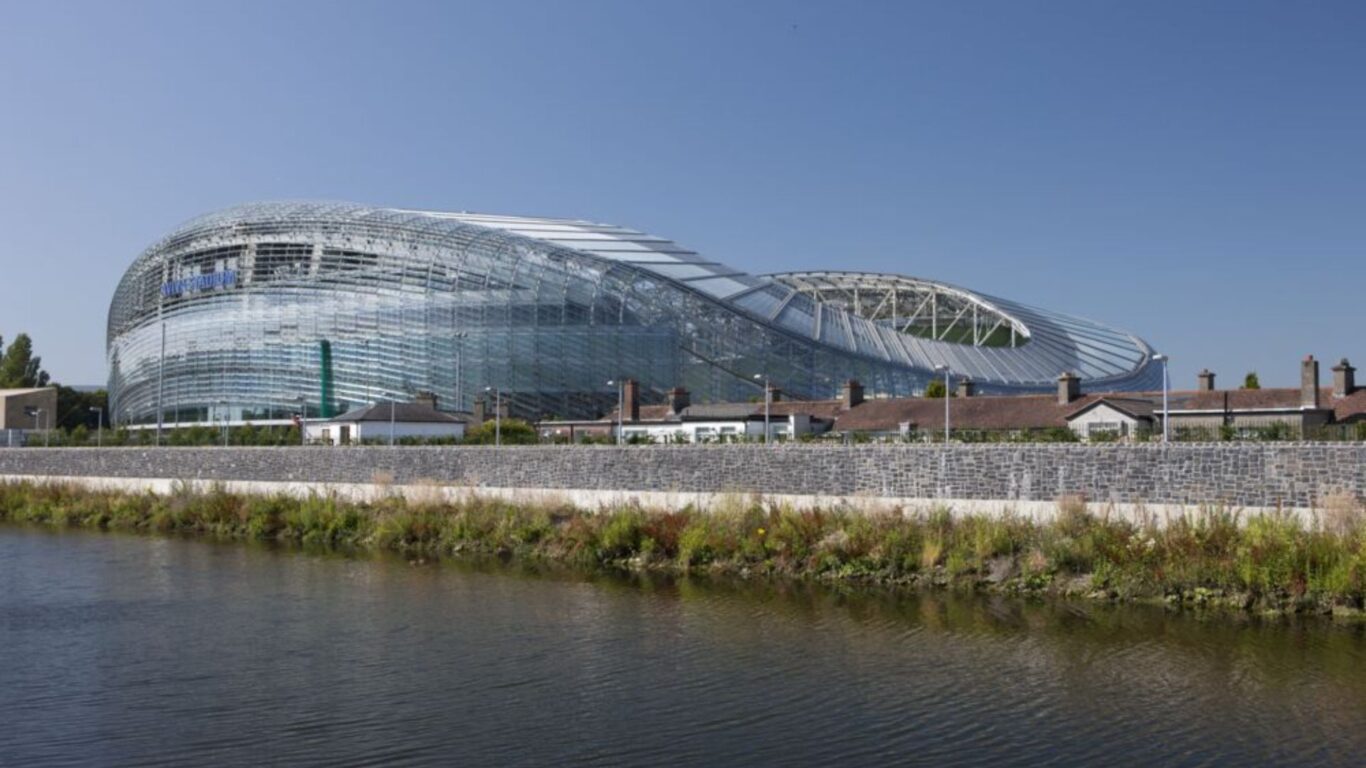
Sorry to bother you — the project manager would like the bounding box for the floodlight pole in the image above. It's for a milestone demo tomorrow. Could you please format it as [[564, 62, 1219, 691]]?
[[1153, 354, 1170, 444]]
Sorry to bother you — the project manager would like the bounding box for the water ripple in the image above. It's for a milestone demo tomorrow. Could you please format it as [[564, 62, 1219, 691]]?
[[2, 527, 1365, 767]]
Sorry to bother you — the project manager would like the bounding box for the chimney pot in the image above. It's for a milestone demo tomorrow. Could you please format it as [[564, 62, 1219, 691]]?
[[1057, 372, 1081, 405], [956, 378, 976, 398], [841, 379, 864, 410], [623, 379, 640, 422], [1301, 355, 1321, 408], [1196, 369, 1215, 392], [667, 387, 691, 415], [1332, 358, 1356, 398]]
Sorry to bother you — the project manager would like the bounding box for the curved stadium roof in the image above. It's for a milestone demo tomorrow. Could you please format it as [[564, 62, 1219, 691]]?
[[108, 201, 1160, 425], [398, 208, 1160, 390]]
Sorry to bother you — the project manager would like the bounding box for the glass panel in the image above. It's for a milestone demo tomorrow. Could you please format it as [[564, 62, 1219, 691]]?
[[685, 275, 757, 299]]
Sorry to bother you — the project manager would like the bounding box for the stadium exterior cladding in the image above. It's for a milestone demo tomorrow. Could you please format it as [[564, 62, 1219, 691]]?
[[107, 201, 1162, 426]]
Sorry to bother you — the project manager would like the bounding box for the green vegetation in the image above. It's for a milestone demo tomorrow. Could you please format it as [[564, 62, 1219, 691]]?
[[1243, 371, 1261, 390], [461, 418, 538, 445], [3, 481, 1365, 617], [0, 333, 49, 388]]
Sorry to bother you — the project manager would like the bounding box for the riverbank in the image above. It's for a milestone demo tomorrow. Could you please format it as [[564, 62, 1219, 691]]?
[[2, 480, 1364, 617]]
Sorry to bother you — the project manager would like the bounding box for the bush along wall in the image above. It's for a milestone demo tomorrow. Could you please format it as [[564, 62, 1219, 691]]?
[[3, 481, 1366, 618]]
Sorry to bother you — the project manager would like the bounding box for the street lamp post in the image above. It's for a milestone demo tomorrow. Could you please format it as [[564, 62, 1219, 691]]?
[[1153, 354, 1170, 443], [933, 364, 951, 442], [295, 395, 307, 447], [485, 386, 501, 447], [90, 406, 103, 448], [752, 373, 771, 444], [25, 407, 46, 448], [216, 400, 229, 447], [607, 379, 623, 446]]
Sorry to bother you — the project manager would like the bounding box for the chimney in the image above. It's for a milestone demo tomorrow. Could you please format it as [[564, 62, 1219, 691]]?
[[472, 396, 486, 425], [412, 390, 438, 410], [1333, 358, 1356, 398], [667, 387, 691, 415], [841, 379, 864, 410], [956, 378, 976, 398], [766, 383, 782, 403], [1057, 371, 1081, 405], [623, 378, 640, 422], [1196, 369, 1215, 392], [1302, 355, 1320, 408]]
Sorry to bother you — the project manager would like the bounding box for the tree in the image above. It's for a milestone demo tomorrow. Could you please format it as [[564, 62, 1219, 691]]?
[[1243, 372, 1261, 390], [464, 418, 538, 445], [0, 333, 50, 388], [56, 387, 107, 430], [925, 379, 947, 398]]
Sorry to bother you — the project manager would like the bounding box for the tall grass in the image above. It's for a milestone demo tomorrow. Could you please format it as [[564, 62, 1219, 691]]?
[[2, 481, 1364, 615]]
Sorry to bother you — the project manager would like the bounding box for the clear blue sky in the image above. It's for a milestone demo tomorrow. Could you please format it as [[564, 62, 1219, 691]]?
[[2, 1, 1362, 388]]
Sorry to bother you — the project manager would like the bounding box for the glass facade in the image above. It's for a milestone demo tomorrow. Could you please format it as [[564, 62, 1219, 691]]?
[[107, 201, 1162, 425]]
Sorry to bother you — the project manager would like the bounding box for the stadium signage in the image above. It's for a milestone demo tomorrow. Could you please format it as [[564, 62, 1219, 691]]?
[[161, 270, 238, 297]]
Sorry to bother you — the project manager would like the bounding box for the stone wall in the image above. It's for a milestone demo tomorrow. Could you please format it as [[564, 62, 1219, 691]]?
[[0, 444, 1362, 510]]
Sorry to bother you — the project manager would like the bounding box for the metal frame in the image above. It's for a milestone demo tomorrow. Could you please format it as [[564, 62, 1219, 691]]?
[[108, 202, 1161, 425]]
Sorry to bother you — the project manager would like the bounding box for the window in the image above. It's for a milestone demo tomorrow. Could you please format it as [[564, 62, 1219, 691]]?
[[1087, 422, 1122, 438]]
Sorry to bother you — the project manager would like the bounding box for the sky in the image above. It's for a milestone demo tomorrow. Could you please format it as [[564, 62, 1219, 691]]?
[[1, 0, 1362, 388]]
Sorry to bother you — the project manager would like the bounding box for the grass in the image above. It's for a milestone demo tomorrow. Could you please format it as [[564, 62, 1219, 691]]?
[[2, 480, 1365, 617]]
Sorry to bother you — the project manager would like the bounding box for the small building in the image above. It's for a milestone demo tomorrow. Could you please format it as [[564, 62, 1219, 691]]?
[[304, 397, 468, 444], [1147, 357, 1365, 437], [536, 357, 1366, 444], [831, 377, 1085, 439], [0, 388, 59, 431], [537, 381, 830, 443], [1064, 397, 1156, 440]]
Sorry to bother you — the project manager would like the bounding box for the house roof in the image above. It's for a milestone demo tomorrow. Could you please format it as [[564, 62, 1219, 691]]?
[[1334, 389, 1366, 422], [1065, 397, 1156, 421], [600, 404, 678, 424], [769, 399, 845, 421], [680, 403, 764, 420], [588, 383, 1366, 432], [833, 394, 1087, 433], [327, 401, 468, 424], [1160, 387, 1312, 411], [0, 388, 55, 397]]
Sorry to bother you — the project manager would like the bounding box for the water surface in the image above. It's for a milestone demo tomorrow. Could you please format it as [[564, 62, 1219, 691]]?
[[2, 526, 1364, 766]]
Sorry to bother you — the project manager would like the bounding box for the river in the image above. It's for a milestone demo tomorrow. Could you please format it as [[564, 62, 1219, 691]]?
[[2, 526, 1364, 766]]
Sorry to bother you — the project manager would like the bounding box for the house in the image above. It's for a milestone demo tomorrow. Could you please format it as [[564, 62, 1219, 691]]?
[[534, 356, 1366, 444], [1064, 397, 1156, 440], [0, 387, 59, 431], [1145, 357, 1364, 437], [537, 381, 829, 443], [304, 394, 468, 444], [828, 377, 1090, 439]]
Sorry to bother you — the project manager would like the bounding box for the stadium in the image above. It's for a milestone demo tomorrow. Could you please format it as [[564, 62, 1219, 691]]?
[[106, 201, 1161, 426]]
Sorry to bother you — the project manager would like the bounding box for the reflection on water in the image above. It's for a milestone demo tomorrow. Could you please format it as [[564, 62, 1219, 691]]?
[[1, 526, 1364, 767]]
